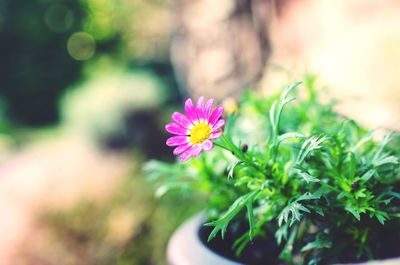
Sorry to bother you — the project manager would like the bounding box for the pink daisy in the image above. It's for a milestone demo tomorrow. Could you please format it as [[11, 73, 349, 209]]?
[[165, 97, 225, 162]]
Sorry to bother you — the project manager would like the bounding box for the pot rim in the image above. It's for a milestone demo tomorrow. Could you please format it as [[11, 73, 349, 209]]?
[[167, 213, 242, 265]]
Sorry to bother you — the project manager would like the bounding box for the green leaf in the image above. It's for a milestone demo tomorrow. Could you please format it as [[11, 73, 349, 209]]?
[[351, 130, 376, 152], [371, 211, 389, 225], [205, 190, 260, 241], [275, 223, 289, 245], [373, 154, 399, 167], [246, 200, 256, 239], [346, 152, 357, 179], [309, 205, 325, 216], [345, 206, 361, 221], [307, 257, 322, 265], [354, 188, 368, 199], [301, 237, 332, 252], [234, 209, 274, 255], [278, 132, 305, 144], [223, 113, 236, 135], [361, 169, 376, 182], [233, 233, 250, 256], [370, 132, 398, 167], [269, 81, 301, 140], [277, 192, 323, 226], [278, 201, 310, 227], [269, 101, 278, 136], [337, 191, 348, 200], [297, 171, 320, 183], [297, 191, 323, 201], [279, 224, 299, 262], [296, 135, 328, 165], [373, 132, 393, 161], [154, 183, 182, 198], [392, 213, 400, 218], [144, 160, 178, 180], [387, 191, 400, 199], [376, 214, 387, 225], [281, 81, 301, 101], [227, 160, 243, 179]]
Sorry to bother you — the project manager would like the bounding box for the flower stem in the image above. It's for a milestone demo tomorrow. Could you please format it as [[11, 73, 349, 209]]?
[[221, 134, 242, 158], [213, 141, 231, 152]]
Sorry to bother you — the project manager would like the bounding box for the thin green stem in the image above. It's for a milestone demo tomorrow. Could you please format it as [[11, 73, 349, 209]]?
[[219, 134, 266, 174], [213, 141, 231, 152]]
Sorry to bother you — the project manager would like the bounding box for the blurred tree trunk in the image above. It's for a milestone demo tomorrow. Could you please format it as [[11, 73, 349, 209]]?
[[171, 0, 273, 100]]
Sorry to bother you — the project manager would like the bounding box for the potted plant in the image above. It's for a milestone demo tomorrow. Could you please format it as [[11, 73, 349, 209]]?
[[145, 78, 400, 265]]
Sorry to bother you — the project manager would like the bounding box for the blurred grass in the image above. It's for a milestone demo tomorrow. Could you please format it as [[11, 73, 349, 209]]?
[[25, 167, 205, 265]]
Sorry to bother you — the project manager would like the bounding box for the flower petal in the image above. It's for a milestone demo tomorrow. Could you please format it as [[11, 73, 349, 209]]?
[[166, 136, 189, 146], [197, 96, 205, 109], [213, 118, 225, 130], [190, 144, 203, 157], [208, 106, 224, 126], [196, 96, 205, 120], [173, 142, 192, 155], [179, 150, 192, 162], [184, 98, 197, 120], [210, 130, 222, 139], [172, 112, 192, 128], [166, 123, 188, 135], [204, 99, 214, 119], [202, 140, 213, 151]]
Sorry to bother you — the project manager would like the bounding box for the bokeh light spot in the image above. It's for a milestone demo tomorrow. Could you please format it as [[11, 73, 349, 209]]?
[[44, 4, 74, 33], [67, 32, 96, 61]]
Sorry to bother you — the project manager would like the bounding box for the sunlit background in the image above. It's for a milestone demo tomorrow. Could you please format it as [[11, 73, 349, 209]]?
[[0, 0, 399, 264]]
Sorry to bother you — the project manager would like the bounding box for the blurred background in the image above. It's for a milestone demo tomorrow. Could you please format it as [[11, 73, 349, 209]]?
[[0, 0, 399, 264]]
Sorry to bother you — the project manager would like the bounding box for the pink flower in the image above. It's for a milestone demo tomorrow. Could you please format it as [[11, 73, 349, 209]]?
[[166, 97, 225, 162]]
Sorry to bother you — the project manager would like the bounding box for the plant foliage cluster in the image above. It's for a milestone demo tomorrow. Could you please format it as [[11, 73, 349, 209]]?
[[146, 76, 400, 264]]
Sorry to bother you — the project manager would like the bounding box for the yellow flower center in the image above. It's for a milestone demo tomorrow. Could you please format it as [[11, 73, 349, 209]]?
[[189, 122, 212, 145]]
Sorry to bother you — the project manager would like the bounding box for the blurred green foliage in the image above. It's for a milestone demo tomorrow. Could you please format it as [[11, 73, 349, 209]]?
[[0, 0, 149, 126], [0, 0, 85, 125], [0, 0, 177, 130], [35, 169, 204, 265]]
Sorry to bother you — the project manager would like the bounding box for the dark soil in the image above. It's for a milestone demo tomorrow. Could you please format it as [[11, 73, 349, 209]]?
[[198, 219, 281, 265], [198, 218, 400, 265]]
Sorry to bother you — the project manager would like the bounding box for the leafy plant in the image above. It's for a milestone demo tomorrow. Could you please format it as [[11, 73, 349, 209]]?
[[145, 76, 400, 264]]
